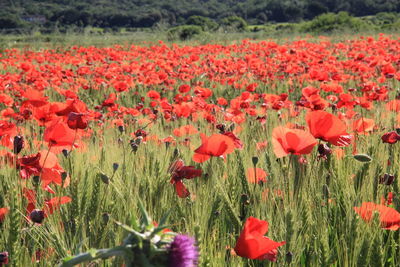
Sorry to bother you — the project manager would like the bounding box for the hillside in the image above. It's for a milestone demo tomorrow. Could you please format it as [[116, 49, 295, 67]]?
[[1, 0, 400, 30]]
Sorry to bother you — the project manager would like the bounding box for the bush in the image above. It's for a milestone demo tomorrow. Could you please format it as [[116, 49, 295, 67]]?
[[220, 16, 248, 31], [186, 16, 218, 31], [167, 25, 203, 41], [301, 12, 367, 33]]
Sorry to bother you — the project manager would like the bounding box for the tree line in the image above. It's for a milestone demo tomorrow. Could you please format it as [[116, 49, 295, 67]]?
[[1, 0, 400, 31]]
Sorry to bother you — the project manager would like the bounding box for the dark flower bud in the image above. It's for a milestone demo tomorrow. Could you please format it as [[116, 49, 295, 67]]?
[[13, 135, 24, 154], [118, 125, 125, 133], [32, 176, 41, 186], [62, 149, 69, 158], [241, 194, 250, 205], [30, 209, 45, 224], [286, 252, 293, 263], [102, 213, 110, 224], [100, 173, 110, 185], [61, 172, 68, 181], [318, 143, 332, 157], [379, 173, 395, 185], [0, 251, 9, 265], [112, 163, 119, 172], [216, 123, 226, 133]]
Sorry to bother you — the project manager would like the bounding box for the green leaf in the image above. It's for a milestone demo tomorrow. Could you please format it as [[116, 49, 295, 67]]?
[[138, 198, 151, 227]]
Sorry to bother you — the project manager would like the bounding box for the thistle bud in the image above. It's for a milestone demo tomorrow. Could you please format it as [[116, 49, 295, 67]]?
[[13, 135, 24, 154], [30, 209, 45, 224]]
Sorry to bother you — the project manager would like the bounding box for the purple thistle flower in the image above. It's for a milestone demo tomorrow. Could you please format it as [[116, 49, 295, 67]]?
[[168, 234, 199, 267]]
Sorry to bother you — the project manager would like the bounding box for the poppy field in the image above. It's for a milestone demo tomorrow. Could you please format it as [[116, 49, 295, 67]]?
[[1, 34, 400, 266]]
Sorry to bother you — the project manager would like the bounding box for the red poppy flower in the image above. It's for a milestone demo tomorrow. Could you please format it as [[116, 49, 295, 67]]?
[[272, 126, 317, 158], [23, 188, 72, 216], [381, 131, 400, 144], [0, 207, 8, 222], [193, 133, 236, 163], [44, 118, 77, 146], [17, 153, 42, 179], [246, 168, 267, 184], [172, 125, 198, 137], [169, 159, 202, 198], [306, 110, 351, 146], [234, 216, 285, 261], [354, 202, 400, 230], [67, 112, 88, 130], [352, 118, 374, 134], [223, 131, 243, 149]]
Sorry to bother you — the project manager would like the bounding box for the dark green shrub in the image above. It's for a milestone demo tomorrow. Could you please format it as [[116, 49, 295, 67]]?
[[220, 16, 248, 31], [167, 25, 202, 41], [186, 16, 218, 31], [301, 12, 367, 33]]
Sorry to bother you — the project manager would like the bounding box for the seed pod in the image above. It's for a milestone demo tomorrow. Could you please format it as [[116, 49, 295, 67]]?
[[252, 156, 259, 166], [353, 154, 372, 162]]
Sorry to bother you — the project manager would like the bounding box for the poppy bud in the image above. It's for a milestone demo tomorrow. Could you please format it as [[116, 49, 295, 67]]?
[[241, 194, 250, 205], [67, 112, 88, 130], [13, 135, 24, 154], [32, 176, 41, 186], [379, 173, 395, 185], [62, 149, 69, 158], [112, 163, 119, 172], [396, 128, 400, 135], [0, 251, 8, 265], [216, 124, 226, 133], [61, 172, 68, 181], [285, 252, 293, 263], [29, 209, 45, 224], [100, 173, 110, 184], [318, 144, 332, 157], [381, 131, 400, 144], [102, 213, 110, 224], [118, 125, 125, 133]]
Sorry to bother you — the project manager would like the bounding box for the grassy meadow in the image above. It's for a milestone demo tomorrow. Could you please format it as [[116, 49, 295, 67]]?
[[1, 32, 400, 266]]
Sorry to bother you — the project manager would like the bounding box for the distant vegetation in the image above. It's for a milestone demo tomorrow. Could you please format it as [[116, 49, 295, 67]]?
[[0, 0, 399, 37]]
